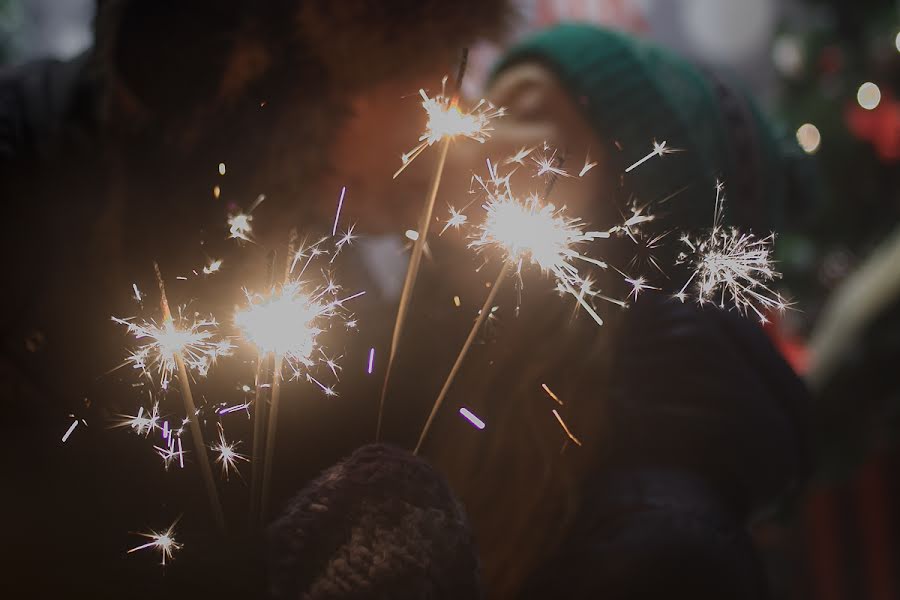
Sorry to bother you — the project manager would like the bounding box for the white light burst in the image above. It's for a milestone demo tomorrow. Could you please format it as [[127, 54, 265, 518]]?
[[113, 309, 234, 390], [395, 77, 504, 178], [676, 182, 787, 323]]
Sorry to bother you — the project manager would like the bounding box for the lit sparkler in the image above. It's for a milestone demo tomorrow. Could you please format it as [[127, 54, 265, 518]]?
[[415, 149, 616, 454], [235, 279, 360, 384], [394, 77, 504, 178], [128, 520, 182, 565], [378, 48, 502, 441], [237, 236, 363, 522], [465, 157, 613, 325], [675, 182, 787, 323], [112, 311, 233, 390]]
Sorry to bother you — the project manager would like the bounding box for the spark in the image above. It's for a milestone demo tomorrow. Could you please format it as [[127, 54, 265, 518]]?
[[394, 77, 505, 178], [541, 383, 563, 405], [228, 194, 265, 242], [217, 402, 251, 416], [459, 407, 486, 430], [228, 212, 253, 242], [552, 409, 582, 446], [132, 284, 142, 304], [202, 258, 223, 276], [440, 205, 469, 235], [367, 347, 375, 374], [579, 155, 598, 177], [625, 140, 680, 173], [128, 521, 182, 565], [113, 309, 233, 390], [332, 224, 357, 261], [61, 419, 79, 443], [466, 158, 614, 325], [332, 186, 346, 237], [621, 273, 660, 301], [532, 145, 571, 179], [210, 426, 248, 481], [153, 437, 185, 471], [117, 403, 160, 436], [504, 146, 536, 166], [235, 266, 362, 388], [675, 182, 787, 323]]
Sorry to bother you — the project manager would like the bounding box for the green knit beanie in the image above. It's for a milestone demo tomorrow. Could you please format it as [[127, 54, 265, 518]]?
[[493, 23, 815, 233]]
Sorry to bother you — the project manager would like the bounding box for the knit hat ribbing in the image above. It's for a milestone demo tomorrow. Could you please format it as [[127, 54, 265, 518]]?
[[492, 24, 814, 233]]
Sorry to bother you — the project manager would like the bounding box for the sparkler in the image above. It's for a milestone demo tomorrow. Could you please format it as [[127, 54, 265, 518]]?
[[151, 263, 225, 532], [236, 235, 362, 522], [675, 182, 787, 323], [112, 312, 233, 391], [415, 151, 610, 454], [128, 520, 182, 565], [378, 48, 503, 440]]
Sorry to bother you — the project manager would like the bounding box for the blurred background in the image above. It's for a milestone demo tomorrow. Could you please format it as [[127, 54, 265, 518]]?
[[2, 1, 898, 599]]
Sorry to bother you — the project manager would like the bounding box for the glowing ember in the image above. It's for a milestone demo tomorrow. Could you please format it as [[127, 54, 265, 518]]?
[[235, 264, 363, 387], [210, 426, 248, 481], [459, 407, 485, 430], [128, 521, 182, 565]]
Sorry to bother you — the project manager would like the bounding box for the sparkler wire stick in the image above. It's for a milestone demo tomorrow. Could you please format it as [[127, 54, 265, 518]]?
[[415, 151, 573, 454], [153, 263, 225, 532], [377, 49, 470, 441], [249, 251, 277, 524], [259, 353, 283, 524], [260, 234, 296, 523], [413, 261, 511, 455], [377, 137, 450, 440]]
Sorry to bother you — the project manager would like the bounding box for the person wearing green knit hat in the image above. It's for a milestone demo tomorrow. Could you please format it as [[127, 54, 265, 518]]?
[[464, 22, 815, 237], [422, 23, 814, 599]]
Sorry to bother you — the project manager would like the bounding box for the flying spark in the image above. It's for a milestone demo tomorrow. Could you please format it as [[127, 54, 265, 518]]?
[[61, 419, 79, 443], [202, 259, 223, 276], [675, 182, 787, 323], [541, 383, 563, 405], [552, 409, 582, 446], [210, 426, 248, 480], [128, 521, 182, 565], [459, 407, 486, 430], [625, 140, 680, 173]]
